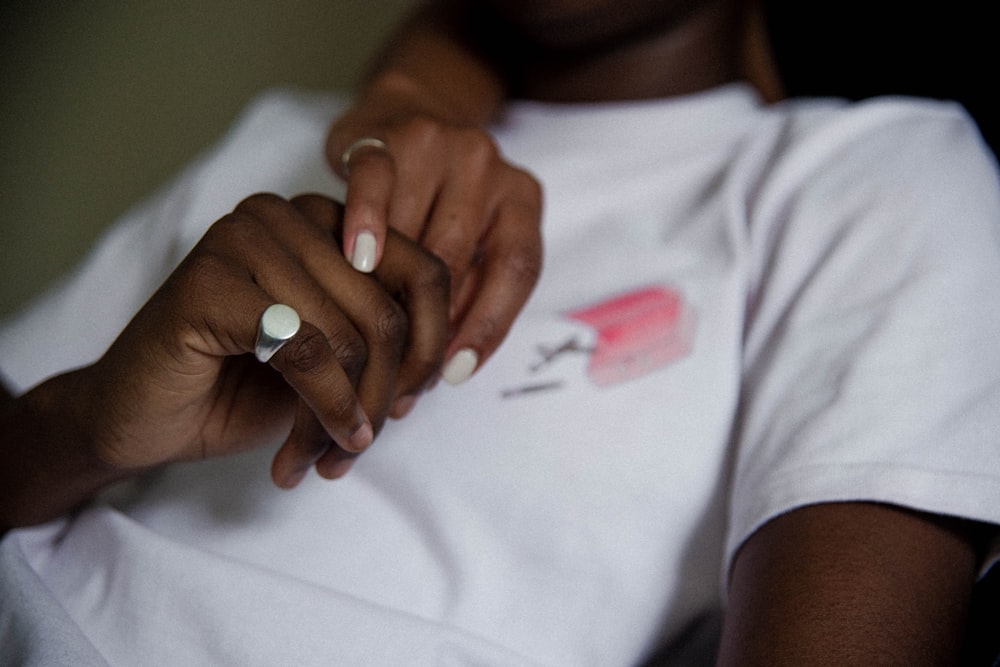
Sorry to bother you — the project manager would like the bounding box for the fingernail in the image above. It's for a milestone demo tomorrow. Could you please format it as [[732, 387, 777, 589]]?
[[282, 467, 308, 489], [345, 418, 374, 452], [442, 348, 478, 386], [351, 231, 377, 273], [391, 394, 418, 419]]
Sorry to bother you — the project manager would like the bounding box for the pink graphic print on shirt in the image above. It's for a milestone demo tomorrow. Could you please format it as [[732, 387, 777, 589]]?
[[568, 286, 695, 386]]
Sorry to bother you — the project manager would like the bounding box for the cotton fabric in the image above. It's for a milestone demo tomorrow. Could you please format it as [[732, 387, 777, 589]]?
[[2, 85, 1000, 666]]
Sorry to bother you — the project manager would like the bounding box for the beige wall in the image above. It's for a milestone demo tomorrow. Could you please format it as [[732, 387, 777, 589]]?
[[0, 0, 414, 318]]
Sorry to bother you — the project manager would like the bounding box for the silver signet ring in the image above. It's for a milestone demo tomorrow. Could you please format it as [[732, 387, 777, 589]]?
[[254, 304, 301, 363]]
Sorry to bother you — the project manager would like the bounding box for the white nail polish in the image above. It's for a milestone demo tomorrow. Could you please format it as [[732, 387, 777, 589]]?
[[351, 231, 377, 273], [442, 348, 478, 386]]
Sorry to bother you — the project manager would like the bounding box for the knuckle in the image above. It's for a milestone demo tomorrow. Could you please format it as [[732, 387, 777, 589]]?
[[427, 231, 469, 273], [292, 195, 345, 235], [325, 391, 362, 428], [282, 329, 333, 375], [206, 212, 261, 245], [511, 168, 544, 209], [401, 114, 446, 148], [291, 192, 337, 215], [235, 192, 288, 215], [468, 311, 501, 343], [199, 214, 272, 267], [456, 128, 500, 168], [329, 335, 368, 382], [498, 242, 543, 287], [412, 251, 451, 297], [174, 251, 229, 293], [370, 299, 409, 350]]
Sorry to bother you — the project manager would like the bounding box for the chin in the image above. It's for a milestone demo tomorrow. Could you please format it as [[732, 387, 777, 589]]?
[[478, 0, 713, 53]]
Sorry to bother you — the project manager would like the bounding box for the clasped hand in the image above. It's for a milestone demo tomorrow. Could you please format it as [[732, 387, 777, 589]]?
[[84, 193, 449, 488], [327, 94, 543, 383]]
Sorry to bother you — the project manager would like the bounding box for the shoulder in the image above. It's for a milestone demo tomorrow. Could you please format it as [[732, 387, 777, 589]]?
[[760, 94, 998, 197], [742, 95, 1000, 268]]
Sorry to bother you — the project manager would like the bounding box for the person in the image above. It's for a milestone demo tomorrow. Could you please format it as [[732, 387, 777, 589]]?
[[3, 0, 1000, 665]]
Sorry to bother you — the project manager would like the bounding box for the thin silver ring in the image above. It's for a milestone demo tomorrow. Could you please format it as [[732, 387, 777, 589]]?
[[254, 304, 301, 363], [341, 137, 388, 176]]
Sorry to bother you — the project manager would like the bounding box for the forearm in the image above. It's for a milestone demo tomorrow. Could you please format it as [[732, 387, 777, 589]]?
[[0, 369, 137, 530], [718, 502, 985, 665], [340, 0, 511, 132]]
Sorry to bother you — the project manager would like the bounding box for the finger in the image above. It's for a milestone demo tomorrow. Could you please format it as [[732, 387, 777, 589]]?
[[373, 232, 451, 403], [228, 195, 369, 387], [442, 192, 543, 385], [383, 123, 448, 240], [220, 196, 378, 452], [270, 401, 334, 488], [314, 446, 359, 480], [417, 143, 493, 293], [342, 141, 394, 273], [266, 319, 374, 454], [176, 266, 373, 459], [289, 195, 415, 430]]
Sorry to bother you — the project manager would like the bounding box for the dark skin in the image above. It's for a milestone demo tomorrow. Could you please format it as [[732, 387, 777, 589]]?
[[0, 194, 451, 527], [325, 0, 991, 662], [1, 0, 991, 660], [3, 0, 551, 530], [328, 0, 542, 386], [479, 0, 748, 102], [327, 0, 778, 390], [718, 503, 984, 665], [325, 0, 754, 389]]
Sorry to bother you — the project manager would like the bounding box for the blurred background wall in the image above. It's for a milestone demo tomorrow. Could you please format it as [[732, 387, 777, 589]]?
[[1, 0, 414, 319]]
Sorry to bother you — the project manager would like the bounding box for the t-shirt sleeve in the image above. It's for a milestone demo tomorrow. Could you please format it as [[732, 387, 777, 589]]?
[[727, 98, 1000, 575]]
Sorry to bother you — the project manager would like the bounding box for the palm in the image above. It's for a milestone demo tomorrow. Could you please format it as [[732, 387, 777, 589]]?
[[92, 331, 298, 470], [194, 356, 298, 458]]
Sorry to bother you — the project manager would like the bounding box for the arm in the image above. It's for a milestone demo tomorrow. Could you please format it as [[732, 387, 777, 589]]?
[[333, 0, 511, 135], [0, 193, 450, 530], [328, 0, 542, 388], [717, 502, 987, 664], [0, 365, 141, 528]]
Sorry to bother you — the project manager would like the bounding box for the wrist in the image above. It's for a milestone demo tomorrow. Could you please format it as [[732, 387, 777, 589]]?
[[361, 70, 455, 120], [0, 367, 140, 529]]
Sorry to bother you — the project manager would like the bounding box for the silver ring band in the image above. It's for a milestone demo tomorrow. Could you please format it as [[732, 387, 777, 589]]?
[[341, 137, 388, 176], [254, 304, 301, 363]]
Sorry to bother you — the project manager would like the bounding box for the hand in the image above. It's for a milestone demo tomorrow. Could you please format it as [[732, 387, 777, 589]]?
[[327, 97, 542, 387], [84, 193, 449, 487]]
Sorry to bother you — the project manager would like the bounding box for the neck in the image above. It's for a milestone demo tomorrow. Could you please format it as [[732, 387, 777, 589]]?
[[510, 0, 752, 103]]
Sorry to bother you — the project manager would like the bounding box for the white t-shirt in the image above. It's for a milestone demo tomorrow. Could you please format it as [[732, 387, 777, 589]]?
[[2, 85, 1000, 666]]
